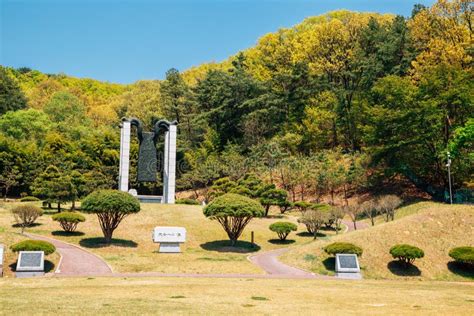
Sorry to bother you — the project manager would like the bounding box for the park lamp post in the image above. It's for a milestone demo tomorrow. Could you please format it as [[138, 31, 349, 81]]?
[[446, 152, 453, 204]]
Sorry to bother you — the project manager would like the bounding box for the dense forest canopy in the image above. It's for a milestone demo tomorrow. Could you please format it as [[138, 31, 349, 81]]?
[[0, 0, 472, 204]]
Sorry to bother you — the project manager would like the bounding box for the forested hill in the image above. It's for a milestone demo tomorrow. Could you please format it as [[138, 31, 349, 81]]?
[[0, 1, 472, 203]]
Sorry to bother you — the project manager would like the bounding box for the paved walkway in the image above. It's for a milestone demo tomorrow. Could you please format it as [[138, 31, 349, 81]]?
[[342, 219, 370, 232], [25, 233, 112, 276]]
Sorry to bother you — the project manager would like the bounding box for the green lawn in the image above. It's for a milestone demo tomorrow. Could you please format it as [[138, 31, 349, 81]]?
[[0, 276, 472, 315]]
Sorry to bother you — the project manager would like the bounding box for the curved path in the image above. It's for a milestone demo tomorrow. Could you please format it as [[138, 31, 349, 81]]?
[[25, 233, 112, 276]]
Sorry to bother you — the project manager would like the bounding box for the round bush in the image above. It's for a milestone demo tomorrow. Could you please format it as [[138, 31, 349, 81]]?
[[20, 196, 40, 202], [269, 221, 297, 241], [204, 193, 264, 245], [11, 205, 43, 231], [10, 240, 56, 255], [176, 198, 201, 205], [52, 211, 86, 232], [324, 242, 363, 256], [389, 244, 424, 266], [449, 246, 474, 265]]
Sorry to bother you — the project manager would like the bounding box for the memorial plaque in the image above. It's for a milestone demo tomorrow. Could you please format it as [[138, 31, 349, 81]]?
[[339, 255, 357, 269], [153, 227, 186, 253], [335, 253, 360, 273], [16, 251, 44, 272]]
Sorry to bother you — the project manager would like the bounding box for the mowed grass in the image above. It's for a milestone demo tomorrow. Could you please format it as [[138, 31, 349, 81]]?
[[0, 201, 339, 275], [0, 276, 473, 315], [281, 202, 474, 281]]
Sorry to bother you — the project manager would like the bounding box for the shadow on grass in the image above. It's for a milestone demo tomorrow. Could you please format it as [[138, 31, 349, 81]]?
[[447, 261, 474, 279], [296, 231, 326, 238], [79, 237, 138, 248], [268, 239, 295, 245], [200, 240, 260, 253], [11, 223, 42, 228], [266, 214, 285, 219], [387, 260, 421, 276], [9, 259, 55, 273], [52, 230, 85, 237], [322, 257, 336, 272]]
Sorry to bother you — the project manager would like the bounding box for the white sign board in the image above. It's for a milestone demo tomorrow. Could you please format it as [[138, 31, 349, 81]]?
[[153, 227, 186, 243], [16, 251, 44, 272]]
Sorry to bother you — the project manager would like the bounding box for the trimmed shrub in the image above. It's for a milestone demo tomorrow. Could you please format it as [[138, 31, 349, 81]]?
[[20, 196, 41, 202], [324, 242, 363, 256], [298, 209, 329, 239], [449, 246, 474, 265], [11, 205, 43, 233], [269, 222, 297, 241], [10, 240, 56, 255], [81, 190, 140, 244], [52, 211, 86, 232], [176, 198, 201, 205], [204, 193, 264, 245], [390, 244, 424, 266]]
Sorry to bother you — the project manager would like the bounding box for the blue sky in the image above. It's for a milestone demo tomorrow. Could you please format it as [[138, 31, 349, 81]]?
[[1, 0, 435, 84]]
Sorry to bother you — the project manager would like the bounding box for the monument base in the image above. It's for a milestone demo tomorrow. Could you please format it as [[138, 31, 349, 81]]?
[[15, 271, 45, 278], [335, 272, 362, 280], [137, 195, 162, 203], [159, 242, 181, 253]]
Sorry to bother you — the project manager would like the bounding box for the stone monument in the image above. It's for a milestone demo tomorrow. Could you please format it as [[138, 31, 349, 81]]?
[[153, 226, 186, 253], [335, 253, 362, 279], [119, 118, 177, 204], [15, 251, 45, 277]]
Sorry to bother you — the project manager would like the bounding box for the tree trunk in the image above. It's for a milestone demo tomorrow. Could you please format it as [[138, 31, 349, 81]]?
[[57, 202, 61, 212], [71, 200, 76, 210], [353, 220, 357, 231]]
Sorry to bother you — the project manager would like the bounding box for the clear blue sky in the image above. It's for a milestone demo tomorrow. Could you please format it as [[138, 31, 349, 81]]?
[[1, 0, 435, 84]]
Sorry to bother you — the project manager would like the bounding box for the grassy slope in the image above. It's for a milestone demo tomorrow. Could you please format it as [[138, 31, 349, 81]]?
[[281, 202, 474, 281], [0, 202, 339, 275], [0, 277, 472, 315]]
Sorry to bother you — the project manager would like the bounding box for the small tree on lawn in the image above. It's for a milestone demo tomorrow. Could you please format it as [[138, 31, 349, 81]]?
[[269, 222, 297, 241], [293, 201, 312, 214], [81, 190, 140, 244], [389, 244, 424, 267], [203, 193, 264, 246], [11, 205, 43, 233], [344, 204, 364, 230], [329, 206, 345, 234], [52, 211, 86, 233], [360, 199, 378, 226], [297, 209, 329, 239], [377, 195, 402, 221], [259, 188, 290, 216]]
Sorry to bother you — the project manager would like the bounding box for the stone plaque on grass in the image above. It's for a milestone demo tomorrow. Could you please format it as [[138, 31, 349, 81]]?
[[16, 251, 44, 272], [335, 253, 360, 275]]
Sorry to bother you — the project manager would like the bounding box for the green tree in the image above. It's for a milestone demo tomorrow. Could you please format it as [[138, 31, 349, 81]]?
[[81, 190, 141, 244], [203, 193, 264, 245], [32, 165, 72, 211], [0, 66, 27, 114]]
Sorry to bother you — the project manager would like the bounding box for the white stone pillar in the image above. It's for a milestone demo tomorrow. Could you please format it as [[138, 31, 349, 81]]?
[[119, 120, 131, 192], [163, 124, 177, 204]]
